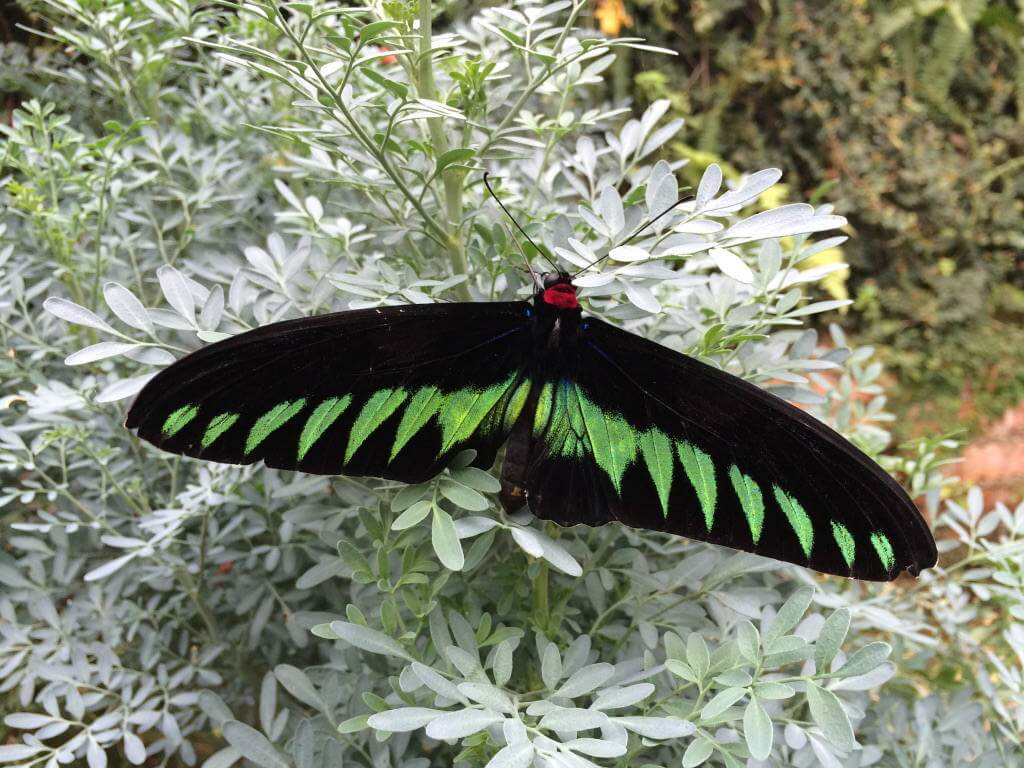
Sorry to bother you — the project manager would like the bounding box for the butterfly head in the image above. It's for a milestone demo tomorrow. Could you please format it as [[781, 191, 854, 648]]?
[[538, 272, 578, 311]]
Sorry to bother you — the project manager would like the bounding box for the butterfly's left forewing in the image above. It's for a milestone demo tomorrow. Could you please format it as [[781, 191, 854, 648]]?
[[524, 318, 937, 581], [127, 303, 534, 483]]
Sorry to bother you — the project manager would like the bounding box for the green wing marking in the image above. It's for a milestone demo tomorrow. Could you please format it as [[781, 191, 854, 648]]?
[[729, 465, 764, 544], [162, 404, 199, 438], [477, 377, 531, 437], [831, 521, 856, 569], [298, 396, 352, 461], [541, 382, 584, 459], [534, 382, 554, 436], [533, 382, 740, 520], [773, 485, 814, 558], [537, 382, 644, 491], [678, 441, 717, 530], [870, 532, 895, 572], [246, 399, 306, 455], [559, 383, 587, 456], [503, 378, 531, 431], [574, 385, 638, 494], [390, 386, 443, 462], [346, 389, 409, 463], [385, 376, 529, 462], [537, 382, 589, 459], [201, 412, 240, 449], [639, 429, 674, 517], [437, 374, 518, 455]]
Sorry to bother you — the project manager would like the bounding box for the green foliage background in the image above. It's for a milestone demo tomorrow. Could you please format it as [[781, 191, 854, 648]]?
[[622, 0, 1024, 433], [1, 2, 1023, 768]]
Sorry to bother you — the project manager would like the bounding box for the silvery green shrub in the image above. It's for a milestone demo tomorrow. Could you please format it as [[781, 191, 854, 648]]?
[[1, 1, 1021, 767]]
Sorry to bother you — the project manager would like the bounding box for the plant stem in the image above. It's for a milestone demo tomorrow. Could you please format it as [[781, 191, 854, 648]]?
[[533, 561, 550, 635], [177, 566, 221, 641], [478, 0, 587, 156], [417, 0, 471, 299], [279, 16, 458, 262], [196, 510, 211, 594]]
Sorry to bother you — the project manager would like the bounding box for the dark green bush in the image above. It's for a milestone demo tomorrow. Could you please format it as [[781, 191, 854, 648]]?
[[625, 0, 1024, 429]]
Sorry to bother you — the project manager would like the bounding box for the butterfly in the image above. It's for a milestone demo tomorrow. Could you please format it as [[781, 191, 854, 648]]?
[[125, 268, 937, 581]]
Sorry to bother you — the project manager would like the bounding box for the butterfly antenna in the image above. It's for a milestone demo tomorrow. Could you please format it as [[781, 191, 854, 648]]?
[[483, 172, 558, 273], [622, 193, 692, 246], [572, 193, 692, 278], [501, 221, 543, 290]]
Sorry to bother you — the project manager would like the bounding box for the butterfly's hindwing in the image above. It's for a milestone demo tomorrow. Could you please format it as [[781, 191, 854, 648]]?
[[127, 303, 534, 483], [523, 319, 936, 581]]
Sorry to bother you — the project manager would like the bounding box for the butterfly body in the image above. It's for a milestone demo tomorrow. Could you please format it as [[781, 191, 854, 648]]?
[[126, 273, 937, 581]]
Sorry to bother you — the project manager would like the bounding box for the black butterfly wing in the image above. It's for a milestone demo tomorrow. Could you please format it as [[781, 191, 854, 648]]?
[[524, 317, 937, 581], [126, 303, 534, 483]]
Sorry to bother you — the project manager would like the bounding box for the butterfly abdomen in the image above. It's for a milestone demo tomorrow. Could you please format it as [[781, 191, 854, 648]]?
[[499, 416, 532, 512]]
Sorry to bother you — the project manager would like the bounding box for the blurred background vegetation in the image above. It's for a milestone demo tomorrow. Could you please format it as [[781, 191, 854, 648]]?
[[596, 0, 1024, 448]]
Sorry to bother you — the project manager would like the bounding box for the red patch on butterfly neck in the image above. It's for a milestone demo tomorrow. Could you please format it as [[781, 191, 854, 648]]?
[[542, 283, 579, 310]]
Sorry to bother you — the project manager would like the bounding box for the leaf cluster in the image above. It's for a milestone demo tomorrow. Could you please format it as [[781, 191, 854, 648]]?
[[1, 1, 1020, 767]]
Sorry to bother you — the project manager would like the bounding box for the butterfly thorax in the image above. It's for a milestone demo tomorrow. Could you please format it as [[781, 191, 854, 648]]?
[[532, 274, 582, 355]]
